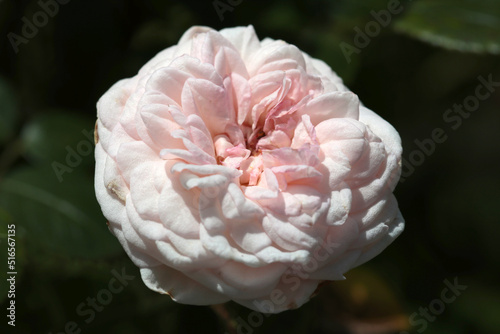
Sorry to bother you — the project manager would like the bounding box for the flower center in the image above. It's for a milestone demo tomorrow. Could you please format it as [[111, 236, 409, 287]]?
[[214, 128, 266, 186]]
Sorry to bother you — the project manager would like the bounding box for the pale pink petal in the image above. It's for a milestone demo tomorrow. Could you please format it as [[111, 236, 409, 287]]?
[[299, 91, 360, 126], [140, 267, 229, 305], [219, 25, 261, 64]]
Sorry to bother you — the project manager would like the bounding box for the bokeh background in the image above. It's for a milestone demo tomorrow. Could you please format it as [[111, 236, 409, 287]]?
[[1, 0, 499, 333]]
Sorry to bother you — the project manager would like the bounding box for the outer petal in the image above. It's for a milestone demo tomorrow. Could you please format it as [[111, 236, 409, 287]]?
[[140, 267, 229, 305]]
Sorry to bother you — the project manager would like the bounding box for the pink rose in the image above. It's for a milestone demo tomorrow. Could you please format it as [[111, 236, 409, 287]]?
[[95, 25, 404, 313]]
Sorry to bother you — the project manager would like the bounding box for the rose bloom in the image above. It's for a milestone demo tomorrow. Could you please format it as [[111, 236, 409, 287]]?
[[95, 25, 404, 313]]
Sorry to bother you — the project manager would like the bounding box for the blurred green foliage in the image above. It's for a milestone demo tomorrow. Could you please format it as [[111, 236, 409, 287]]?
[[395, 0, 500, 54], [0, 0, 499, 333], [0, 78, 18, 144]]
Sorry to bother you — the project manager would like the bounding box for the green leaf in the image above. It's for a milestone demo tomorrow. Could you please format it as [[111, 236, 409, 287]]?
[[314, 31, 361, 85], [0, 77, 19, 144], [0, 167, 121, 259], [21, 111, 95, 169], [395, 0, 500, 54], [332, 0, 400, 20], [257, 2, 304, 33], [130, 5, 195, 52], [452, 285, 500, 333]]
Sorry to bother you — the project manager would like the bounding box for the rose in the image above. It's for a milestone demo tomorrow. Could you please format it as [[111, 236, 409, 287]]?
[[94, 25, 404, 313]]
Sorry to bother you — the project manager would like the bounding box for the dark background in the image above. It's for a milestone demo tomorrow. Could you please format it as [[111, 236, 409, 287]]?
[[1, 0, 499, 333]]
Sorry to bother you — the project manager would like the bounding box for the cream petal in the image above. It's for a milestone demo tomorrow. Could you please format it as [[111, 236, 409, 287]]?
[[187, 261, 287, 299], [262, 213, 322, 252], [218, 261, 287, 295], [352, 211, 404, 267], [113, 228, 162, 268], [97, 78, 136, 131], [236, 278, 319, 313], [351, 195, 399, 229], [299, 91, 360, 126], [359, 105, 402, 157], [169, 55, 224, 85], [144, 67, 192, 105], [228, 73, 252, 125], [247, 41, 306, 76], [181, 78, 233, 135], [214, 45, 250, 79], [140, 267, 229, 305], [115, 141, 158, 185], [219, 25, 261, 64], [95, 143, 128, 225], [325, 185, 352, 226], [139, 102, 184, 150]]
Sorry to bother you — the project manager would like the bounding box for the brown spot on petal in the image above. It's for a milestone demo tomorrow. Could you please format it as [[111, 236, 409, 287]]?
[[106, 221, 117, 237], [287, 301, 298, 309], [106, 179, 127, 203], [216, 155, 224, 165], [94, 120, 99, 145], [160, 290, 174, 298]]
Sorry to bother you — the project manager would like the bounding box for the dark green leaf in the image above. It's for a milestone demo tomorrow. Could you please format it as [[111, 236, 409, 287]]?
[[21, 111, 95, 169], [315, 31, 361, 84], [0, 77, 19, 144], [0, 167, 121, 259], [395, 0, 500, 54], [452, 285, 500, 333]]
